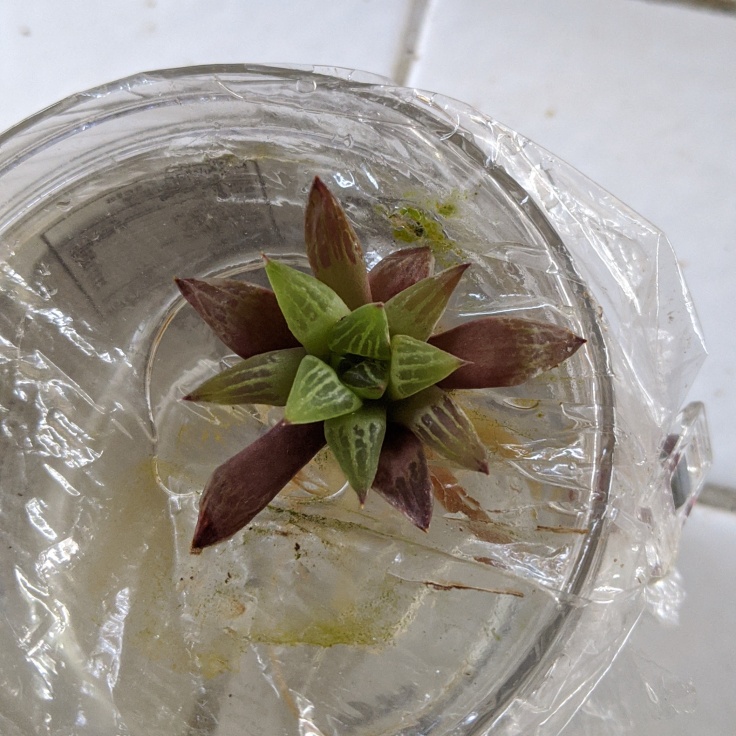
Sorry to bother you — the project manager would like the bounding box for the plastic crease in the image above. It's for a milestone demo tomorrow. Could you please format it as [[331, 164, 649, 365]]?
[[0, 67, 710, 736]]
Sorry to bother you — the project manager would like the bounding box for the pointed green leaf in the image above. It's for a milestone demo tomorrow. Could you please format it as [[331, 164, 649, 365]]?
[[392, 386, 489, 474], [324, 405, 387, 503], [265, 259, 350, 357], [368, 246, 435, 302], [339, 357, 389, 400], [384, 263, 469, 340], [372, 424, 432, 531], [388, 335, 464, 400], [328, 302, 391, 360], [429, 317, 586, 389], [305, 176, 372, 310], [175, 277, 299, 359], [183, 347, 306, 406], [285, 355, 362, 424], [191, 420, 326, 551]]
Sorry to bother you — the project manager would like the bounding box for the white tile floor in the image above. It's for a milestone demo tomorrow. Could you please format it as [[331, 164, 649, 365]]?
[[627, 505, 736, 736], [1, 1, 734, 733], [567, 503, 736, 735], [411, 0, 736, 491]]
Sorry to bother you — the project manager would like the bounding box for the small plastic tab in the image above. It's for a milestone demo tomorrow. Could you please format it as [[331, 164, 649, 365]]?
[[662, 402, 712, 520]]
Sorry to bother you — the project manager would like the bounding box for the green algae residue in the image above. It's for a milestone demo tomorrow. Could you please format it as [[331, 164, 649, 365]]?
[[248, 578, 407, 648], [391, 206, 447, 244], [436, 201, 457, 218], [244, 508, 419, 648], [386, 196, 464, 261], [180, 506, 421, 666]]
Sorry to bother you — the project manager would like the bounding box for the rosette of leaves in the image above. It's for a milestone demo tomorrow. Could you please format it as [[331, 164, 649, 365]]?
[[176, 178, 585, 552]]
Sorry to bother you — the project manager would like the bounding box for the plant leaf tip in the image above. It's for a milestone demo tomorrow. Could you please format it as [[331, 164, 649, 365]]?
[[174, 277, 193, 296], [191, 520, 218, 553], [565, 334, 586, 357], [448, 262, 471, 279], [414, 510, 432, 532]]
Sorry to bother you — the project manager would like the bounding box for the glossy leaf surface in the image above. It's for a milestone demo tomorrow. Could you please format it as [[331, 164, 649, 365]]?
[[392, 386, 489, 473], [304, 176, 372, 310], [191, 420, 325, 551], [328, 303, 391, 360], [368, 246, 435, 302], [265, 259, 350, 357], [285, 355, 362, 424], [339, 357, 389, 400], [324, 405, 387, 503], [372, 424, 432, 531], [384, 263, 469, 340], [429, 317, 586, 388], [175, 277, 298, 359], [183, 347, 306, 406], [388, 335, 464, 400]]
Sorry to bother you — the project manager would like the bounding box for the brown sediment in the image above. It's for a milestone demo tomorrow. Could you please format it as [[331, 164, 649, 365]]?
[[423, 581, 524, 597], [535, 525, 588, 535], [431, 467, 515, 545]]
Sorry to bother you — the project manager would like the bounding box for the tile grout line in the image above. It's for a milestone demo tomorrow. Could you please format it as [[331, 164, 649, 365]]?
[[391, 0, 433, 86], [390, 0, 736, 518]]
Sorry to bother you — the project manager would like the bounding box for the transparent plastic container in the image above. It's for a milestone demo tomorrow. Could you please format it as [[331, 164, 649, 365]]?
[[0, 66, 710, 736]]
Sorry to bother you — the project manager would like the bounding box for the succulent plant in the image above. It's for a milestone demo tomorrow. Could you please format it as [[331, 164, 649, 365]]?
[[176, 178, 585, 553]]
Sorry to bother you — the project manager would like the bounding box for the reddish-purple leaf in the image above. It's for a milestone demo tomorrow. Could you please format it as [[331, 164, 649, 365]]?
[[392, 386, 489, 474], [304, 176, 372, 310], [191, 420, 325, 552], [368, 246, 435, 302], [431, 468, 514, 545], [372, 423, 432, 531], [176, 277, 299, 360], [429, 317, 586, 389]]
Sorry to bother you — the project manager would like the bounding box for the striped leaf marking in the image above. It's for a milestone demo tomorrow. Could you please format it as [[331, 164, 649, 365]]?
[[285, 355, 362, 424], [392, 386, 489, 474], [304, 176, 372, 310], [429, 316, 586, 389], [368, 245, 435, 303], [183, 347, 307, 406], [339, 357, 389, 400], [175, 277, 299, 359], [324, 405, 387, 503], [384, 263, 469, 341], [328, 302, 391, 360], [388, 335, 464, 400], [265, 258, 349, 358], [372, 423, 433, 531]]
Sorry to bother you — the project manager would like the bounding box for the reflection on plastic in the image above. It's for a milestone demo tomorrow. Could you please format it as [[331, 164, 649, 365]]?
[[0, 67, 710, 735]]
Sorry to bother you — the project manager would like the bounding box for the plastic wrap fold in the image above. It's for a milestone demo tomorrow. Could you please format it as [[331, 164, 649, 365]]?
[[0, 66, 710, 735]]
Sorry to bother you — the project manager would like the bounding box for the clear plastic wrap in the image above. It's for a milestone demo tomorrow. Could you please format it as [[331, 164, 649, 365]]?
[[0, 66, 711, 735]]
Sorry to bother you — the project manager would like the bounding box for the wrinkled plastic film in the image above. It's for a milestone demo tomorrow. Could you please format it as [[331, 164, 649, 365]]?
[[450, 97, 709, 733], [0, 66, 710, 736]]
